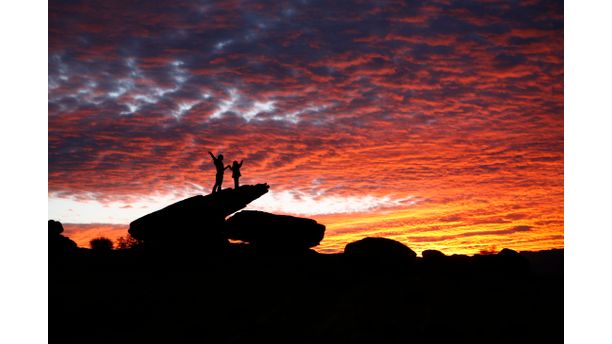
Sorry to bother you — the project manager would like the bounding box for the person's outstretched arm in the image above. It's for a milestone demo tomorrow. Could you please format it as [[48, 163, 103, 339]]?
[[239, 160, 244, 167], [225, 165, 231, 170], [208, 151, 216, 161]]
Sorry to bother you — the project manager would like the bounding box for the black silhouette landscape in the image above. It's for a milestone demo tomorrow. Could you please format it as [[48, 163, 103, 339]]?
[[49, 184, 563, 343]]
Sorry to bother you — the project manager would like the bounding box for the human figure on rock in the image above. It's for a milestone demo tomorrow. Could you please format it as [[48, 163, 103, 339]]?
[[208, 151, 230, 193], [228, 160, 244, 189]]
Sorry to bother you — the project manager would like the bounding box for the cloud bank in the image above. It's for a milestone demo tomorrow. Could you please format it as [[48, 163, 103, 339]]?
[[49, 0, 563, 254]]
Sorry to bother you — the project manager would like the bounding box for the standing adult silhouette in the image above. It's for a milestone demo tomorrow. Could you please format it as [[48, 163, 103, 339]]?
[[208, 151, 229, 193], [228, 160, 244, 189]]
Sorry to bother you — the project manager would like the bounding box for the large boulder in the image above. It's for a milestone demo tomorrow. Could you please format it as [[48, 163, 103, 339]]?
[[421, 249, 449, 272], [344, 237, 417, 264], [49, 219, 65, 236], [422, 249, 446, 261], [225, 210, 325, 252], [49, 220, 77, 257], [497, 248, 530, 275], [128, 184, 269, 251]]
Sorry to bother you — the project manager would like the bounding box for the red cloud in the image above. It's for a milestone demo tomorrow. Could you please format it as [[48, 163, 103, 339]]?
[[50, 0, 563, 254]]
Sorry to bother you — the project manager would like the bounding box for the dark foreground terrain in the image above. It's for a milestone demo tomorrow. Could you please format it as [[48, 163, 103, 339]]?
[[49, 186, 562, 343], [50, 246, 562, 344]]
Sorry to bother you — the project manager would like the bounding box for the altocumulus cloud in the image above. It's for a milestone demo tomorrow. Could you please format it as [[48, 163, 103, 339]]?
[[49, 0, 563, 254]]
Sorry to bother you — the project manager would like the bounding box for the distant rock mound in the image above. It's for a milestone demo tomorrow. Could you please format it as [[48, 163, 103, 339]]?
[[497, 248, 530, 274], [49, 220, 77, 256], [49, 219, 64, 236], [128, 184, 269, 250], [344, 237, 417, 263], [422, 249, 446, 261], [226, 210, 326, 252]]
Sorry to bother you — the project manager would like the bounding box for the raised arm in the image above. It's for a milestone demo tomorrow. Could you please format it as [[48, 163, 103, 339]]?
[[238, 160, 244, 168], [208, 151, 216, 161]]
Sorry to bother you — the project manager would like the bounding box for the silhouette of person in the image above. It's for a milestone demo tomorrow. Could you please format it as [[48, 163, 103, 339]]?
[[208, 151, 229, 193], [228, 160, 244, 189]]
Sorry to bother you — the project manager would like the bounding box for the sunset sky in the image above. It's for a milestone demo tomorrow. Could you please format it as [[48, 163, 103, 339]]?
[[48, 0, 563, 255]]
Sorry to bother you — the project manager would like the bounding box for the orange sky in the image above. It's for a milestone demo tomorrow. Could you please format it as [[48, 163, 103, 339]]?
[[50, 0, 563, 255]]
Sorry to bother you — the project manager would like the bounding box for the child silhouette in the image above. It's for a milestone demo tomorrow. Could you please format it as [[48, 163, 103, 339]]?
[[228, 160, 244, 189]]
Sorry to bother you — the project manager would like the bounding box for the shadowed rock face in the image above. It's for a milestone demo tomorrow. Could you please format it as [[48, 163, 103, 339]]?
[[49, 220, 77, 255], [49, 219, 64, 236], [344, 237, 417, 263], [128, 184, 269, 247], [422, 249, 446, 260], [225, 210, 326, 251], [497, 248, 530, 274]]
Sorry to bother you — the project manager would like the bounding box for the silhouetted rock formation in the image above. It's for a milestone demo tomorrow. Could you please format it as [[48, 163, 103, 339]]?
[[49, 220, 77, 257], [421, 249, 448, 272], [49, 214, 563, 344], [497, 248, 530, 274], [344, 237, 417, 264], [422, 249, 446, 260], [49, 219, 64, 236], [128, 184, 269, 252], [225, 210, 325, 253]]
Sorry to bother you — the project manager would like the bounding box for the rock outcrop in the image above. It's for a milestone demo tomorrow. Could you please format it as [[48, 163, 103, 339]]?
[[49, 220, 77, 257], [128, 184, 269, 251], [497, 248, 530, 274], [344, 237, 417, 263], [422, 249, 446, 261], [225, 210, 326, 252]]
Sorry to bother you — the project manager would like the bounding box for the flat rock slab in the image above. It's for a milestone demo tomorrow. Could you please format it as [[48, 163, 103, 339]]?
[[129, 184, 270, 242], [225, 210, 325, 249]]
